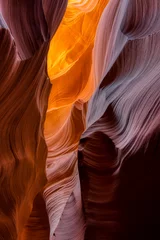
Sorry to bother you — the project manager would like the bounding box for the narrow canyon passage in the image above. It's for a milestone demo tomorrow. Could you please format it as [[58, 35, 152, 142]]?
[[0, 0, 160, 240]]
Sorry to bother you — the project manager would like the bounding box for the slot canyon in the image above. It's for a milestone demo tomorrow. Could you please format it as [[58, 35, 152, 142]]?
[[0, 0, 160, 239]]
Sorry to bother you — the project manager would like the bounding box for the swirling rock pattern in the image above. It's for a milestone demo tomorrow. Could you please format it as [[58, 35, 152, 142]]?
[[79, 0, 160, 239], [0, 0, 67, 239], [1, 0, 160, 239], [44, 1, 108, 239]]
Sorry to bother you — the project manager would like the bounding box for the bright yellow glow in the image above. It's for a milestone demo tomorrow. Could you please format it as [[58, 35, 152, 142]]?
[[47, 0, 108, 81], [44, 1, 109, 230], [45, 0, 109, 152]]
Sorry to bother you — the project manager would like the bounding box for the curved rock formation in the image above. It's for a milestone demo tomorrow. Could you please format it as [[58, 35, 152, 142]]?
[[79, 0, 160, 239], [44, 1, 109, 239], [0, 1, 67, 239], [1, 0, 160, 239]]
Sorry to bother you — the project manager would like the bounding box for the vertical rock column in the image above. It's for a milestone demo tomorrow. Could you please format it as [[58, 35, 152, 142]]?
[[0, 1, 67, 239]]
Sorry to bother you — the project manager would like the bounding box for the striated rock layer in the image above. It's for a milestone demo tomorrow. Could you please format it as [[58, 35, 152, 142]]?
[[44, 0, 109, 239], [79, 0, 160, 239], [0, 0, 67, 239], [0, 0, 160, 239]]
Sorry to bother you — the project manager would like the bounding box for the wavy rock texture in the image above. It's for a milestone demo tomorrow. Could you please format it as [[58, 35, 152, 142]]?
[[79, 0, 160, 239], [44, 1, 109, 239], [1, 0, 160, 239], [0, 1, 67, 239]]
